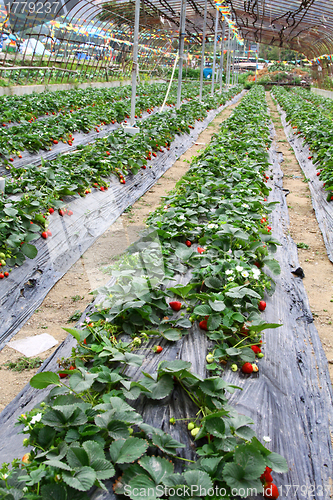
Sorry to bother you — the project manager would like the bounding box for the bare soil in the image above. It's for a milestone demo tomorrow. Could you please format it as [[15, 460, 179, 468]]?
[[0, 98, 243, 413], [266, 92, 333, 381]]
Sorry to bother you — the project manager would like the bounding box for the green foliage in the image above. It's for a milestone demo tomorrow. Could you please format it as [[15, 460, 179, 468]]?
[[2, 356, 42, 372], [0, 86, 287, 500]]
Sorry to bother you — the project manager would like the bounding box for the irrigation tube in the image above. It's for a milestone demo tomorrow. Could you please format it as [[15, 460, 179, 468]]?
[[160, 54, 179, 113]]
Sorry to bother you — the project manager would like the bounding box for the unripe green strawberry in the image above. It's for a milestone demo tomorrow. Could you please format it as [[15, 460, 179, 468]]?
[[191, 427, 200, 437], [188, 422, 195, 430], [231, 364, 238, 372], [206, 353, 214, 363]]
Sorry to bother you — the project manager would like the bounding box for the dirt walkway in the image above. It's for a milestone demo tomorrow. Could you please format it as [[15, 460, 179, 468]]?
[[266, 91, 333, 382], [0, 97, 244, 413]]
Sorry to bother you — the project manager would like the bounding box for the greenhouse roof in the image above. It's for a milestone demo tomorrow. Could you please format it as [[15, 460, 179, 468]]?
[[1, 0, 333, 58]]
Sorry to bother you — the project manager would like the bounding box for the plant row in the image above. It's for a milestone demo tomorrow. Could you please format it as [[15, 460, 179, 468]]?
[[271, 86, 333, 201], [0, 82, 194, 125], [0, 86, 243, 275], [0, 82, 215, 159], [0, 85, 286, 500]]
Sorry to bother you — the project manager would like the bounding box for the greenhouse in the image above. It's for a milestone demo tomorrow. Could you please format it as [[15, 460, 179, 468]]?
[[0, 1, 333, 499]]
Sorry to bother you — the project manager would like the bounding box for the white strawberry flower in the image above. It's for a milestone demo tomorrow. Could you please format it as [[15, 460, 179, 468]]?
[[227, 276, 234, 281], [263, 436, 271, 443], [207, 223, 218, 229], [225, 269, 234, 275], [251, 268, 261, 278], [241, 270, 249, 278], [235, 265, 243, 272], [30, 413, 42, 425]]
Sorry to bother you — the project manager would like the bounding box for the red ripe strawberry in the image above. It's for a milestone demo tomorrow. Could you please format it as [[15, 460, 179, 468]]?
[[259, 300, 266, 311], [264, 198, 267, 201], [260, 467, 273, 484], [241, 324, 249, 335], [48, 208, 54, 214], [197, 247, 205, 254], [59, 209, 65, 216], [47, 230, 52, 237], [100, 186, 105, 191], [267, 226, 271, 232], [69, 365, 75, 370], [53, 139, 58, 144], [254, 261, 261, 269], [152, 152, 157, 157], [316, 172, 320, 176], [141, 165, 146, 169], [18, 154, 22, 158], [67, 210, 73, 216], [251, 345, 261, 354], [241, 362, 253, 374], [155, 345, 163, 353], [83, 338, 87, 345], [106, 151, 110, 155], [0, 273, 4, 279], [185, 240, 192, 247], [169, 301, 182, 312], [9, 158, 14, 162], [308, 156, 312, 160], [263, 483, 279, 499], [41, 231, 48, 239], [4, 272, 9, 277], [59, 372, 67, 378], [199, 319, 208, 331], [120, 179, 126, 184]]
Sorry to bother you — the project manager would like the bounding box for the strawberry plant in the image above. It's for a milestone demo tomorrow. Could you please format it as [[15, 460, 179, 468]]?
[[272, 87, 333, 200], [0, 86, 242, 273], [0, 87, 288, 500]]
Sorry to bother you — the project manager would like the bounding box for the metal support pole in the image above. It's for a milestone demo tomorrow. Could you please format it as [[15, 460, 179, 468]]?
[[130, 0, 140, 125], [255, 44, 259, 83], [231, 40, 236, 85], [219, 19, 226, 92], [177, 0, 186, 109], [211, 8, 219, 96], [226, 26, 231, 88], [199, 0, 208, 102]]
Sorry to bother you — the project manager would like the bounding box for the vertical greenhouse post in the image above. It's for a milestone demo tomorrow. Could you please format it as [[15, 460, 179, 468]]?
[[199, 0, 208, 102], [226, 26, 231, 87], [130, 0, 141, 125], [219, 19, 226, 92], [231, 39, 236, 85], [177, 0, 187, 109], [211, 8, 219, 96]]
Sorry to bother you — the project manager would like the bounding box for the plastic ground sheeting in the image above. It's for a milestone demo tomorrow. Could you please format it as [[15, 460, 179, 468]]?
[[276, 102, 333, 264], [0, 114, 332, 499], [0, 90, 245, 348]]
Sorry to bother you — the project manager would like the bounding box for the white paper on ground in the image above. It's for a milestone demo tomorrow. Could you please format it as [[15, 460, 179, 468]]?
[[7, 334, 58, 357]]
